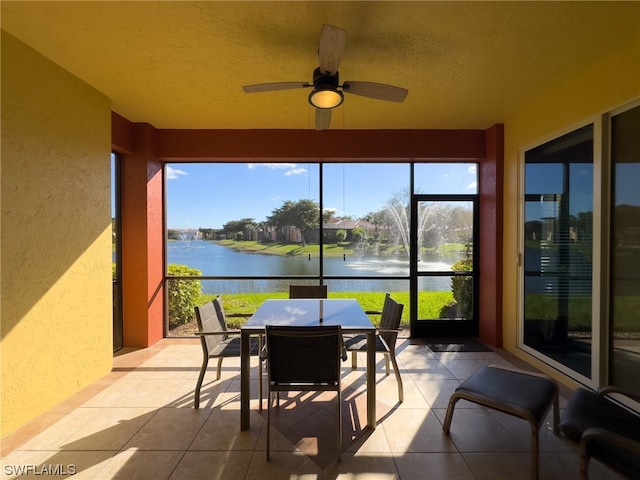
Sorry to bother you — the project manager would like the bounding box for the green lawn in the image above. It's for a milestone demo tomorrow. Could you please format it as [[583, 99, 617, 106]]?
[[215, 239, 406, 258]]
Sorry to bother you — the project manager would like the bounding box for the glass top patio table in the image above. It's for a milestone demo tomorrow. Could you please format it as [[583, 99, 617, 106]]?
[[239, 298, 377, 431], [241, 298, 375, 330]]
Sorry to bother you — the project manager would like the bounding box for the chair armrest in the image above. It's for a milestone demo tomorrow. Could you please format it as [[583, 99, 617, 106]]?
[[376, 328, 401, 333], [225, 313, 253, 318], [195, 331, 241, 337], [599, 386, 640, 404], [195, 330, 263, 337], [365, 310, 382, 315], [581, 427, 640, 455]]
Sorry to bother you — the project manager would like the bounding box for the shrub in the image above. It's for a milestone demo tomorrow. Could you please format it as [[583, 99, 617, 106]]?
[[351, 227, 366, 243], [167, 264, 203, 326], [451, 258, 473, 318], [335, 229, 347, 242]]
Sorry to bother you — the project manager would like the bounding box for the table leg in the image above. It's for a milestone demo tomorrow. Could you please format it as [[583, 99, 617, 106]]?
[[240, 331, 250, 430], [366, 330, 376, 429]]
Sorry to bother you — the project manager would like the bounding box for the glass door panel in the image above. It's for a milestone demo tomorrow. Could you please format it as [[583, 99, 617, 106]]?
[[610, 104, 640, 394], [413, 198, 477, 336], [522, 124, 594, 379]]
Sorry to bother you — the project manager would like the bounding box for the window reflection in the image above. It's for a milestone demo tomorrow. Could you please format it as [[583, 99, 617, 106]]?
[[610, 104, 640, 393], [523, 124, 594, 378]]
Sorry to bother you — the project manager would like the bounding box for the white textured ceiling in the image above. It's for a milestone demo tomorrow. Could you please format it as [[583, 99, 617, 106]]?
[[2, 1, 638, 130]]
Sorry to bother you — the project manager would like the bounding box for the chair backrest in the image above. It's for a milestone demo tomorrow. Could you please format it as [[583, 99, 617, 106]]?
[[194, 301, 226, 354], [211, 295, 230, 332], [289, 284, 328, 299], [265, 325, 342, 386], [378, 293, 404, 350]]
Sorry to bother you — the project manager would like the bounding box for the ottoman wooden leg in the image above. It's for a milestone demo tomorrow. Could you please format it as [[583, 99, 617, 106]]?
[[442, 394, 460, 434]]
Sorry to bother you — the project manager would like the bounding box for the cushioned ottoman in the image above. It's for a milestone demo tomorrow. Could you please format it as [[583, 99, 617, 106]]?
[[443, 365, 559, 480]]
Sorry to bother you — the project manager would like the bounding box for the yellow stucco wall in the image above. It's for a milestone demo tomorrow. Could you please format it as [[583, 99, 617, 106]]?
[[501, 36, 640, 383], [1, 32, 113, 435]]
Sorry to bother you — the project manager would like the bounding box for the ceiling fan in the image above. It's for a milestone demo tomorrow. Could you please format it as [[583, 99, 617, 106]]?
[[242, 24, 408, 130]]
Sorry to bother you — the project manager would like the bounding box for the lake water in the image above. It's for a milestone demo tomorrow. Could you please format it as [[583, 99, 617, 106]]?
[[166, 240, 454, 293]]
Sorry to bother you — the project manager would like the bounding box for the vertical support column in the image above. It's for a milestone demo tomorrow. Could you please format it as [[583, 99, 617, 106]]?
[[478, 123, 504, 346], [119, 122, 164, 347]]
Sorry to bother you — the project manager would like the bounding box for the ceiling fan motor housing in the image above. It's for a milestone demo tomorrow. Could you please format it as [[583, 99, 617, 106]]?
[[313, 67, 339, 89], [309, 67, 343, 109]]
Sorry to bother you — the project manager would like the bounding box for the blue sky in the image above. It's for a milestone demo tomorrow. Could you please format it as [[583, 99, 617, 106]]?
[[164, 162, 478, 229]]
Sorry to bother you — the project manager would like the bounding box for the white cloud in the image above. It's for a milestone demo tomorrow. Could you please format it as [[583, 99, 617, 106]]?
[[284, 167, 307, 176], [467, 181, 478, 190], [166, 166, 188, 180], [248, 163, 306, 176], [248, 163, 297, 170], [468, 165, 477, 174]]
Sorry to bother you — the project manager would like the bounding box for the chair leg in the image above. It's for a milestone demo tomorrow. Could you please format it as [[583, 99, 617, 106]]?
[[552, 389, 559, 435], [384, 353, 390, 375], [258, 335, 263, 412], [194, 357, 209, 409], [389, 353, 404, 403], [351, 351, 358, 370], [442, 395, 459, 434], [266, 390, 271, 461], [531, 426, 540, 480], [337, 390, 342, 462], [579, 443, 590, 480], [216, 357, 223, 380]]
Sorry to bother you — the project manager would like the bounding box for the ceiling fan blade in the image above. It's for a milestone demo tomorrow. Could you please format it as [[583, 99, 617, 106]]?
[[315, 108, 331, 130], [343, 81, 408, 102], [318, 24, 346, 75], [242, 82, 309, 93]]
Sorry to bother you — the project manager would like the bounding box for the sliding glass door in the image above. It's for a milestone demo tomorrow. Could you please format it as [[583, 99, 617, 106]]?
[[522, 124, 594, 379], [609, 103, 640, 394]]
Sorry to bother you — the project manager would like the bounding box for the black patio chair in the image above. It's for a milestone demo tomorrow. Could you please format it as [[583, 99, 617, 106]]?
[[343, 292, 405, 402], [193, 297, 260, 408], [263, 325, 345, 461]]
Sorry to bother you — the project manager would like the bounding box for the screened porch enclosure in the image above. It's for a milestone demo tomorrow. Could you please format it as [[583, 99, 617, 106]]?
[[165, 162, 479, 338]]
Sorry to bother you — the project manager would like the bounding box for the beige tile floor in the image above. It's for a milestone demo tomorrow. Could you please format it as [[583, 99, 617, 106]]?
[[1, 338, 622, 480]]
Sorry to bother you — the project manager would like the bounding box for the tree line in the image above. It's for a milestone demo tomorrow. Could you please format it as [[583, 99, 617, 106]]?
[[168, 192, 474, 251]]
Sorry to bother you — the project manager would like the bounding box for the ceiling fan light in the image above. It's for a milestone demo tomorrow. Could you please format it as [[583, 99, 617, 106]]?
[[308, 88, 343, 109]]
